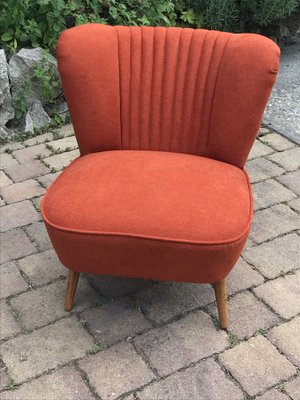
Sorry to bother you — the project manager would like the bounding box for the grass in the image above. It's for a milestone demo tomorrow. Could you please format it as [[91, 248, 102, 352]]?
[[227, 333, 240, 347], [87, 342, 106, 355]]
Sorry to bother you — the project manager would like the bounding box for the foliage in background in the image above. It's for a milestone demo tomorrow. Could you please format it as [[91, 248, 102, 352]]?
[[0, 0, 299, 51]]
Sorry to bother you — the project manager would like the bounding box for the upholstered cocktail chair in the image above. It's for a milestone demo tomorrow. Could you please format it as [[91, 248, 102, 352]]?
[[41, 24, 279, 329]]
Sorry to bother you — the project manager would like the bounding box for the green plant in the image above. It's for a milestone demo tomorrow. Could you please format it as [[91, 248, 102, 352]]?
[[14, 79, 30, 120], [87, 342, 106, 355], [3, 381, 18, 391], [33, 51, 60, 103], [228, 333, 240, 347]]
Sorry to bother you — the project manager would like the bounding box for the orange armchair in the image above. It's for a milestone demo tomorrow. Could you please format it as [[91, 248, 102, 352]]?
[[41, 24, 279, 329]]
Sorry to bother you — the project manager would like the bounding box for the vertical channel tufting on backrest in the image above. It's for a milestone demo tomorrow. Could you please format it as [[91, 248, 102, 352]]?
[[115, 26, 231, 156], [57, 24, 280, 167]]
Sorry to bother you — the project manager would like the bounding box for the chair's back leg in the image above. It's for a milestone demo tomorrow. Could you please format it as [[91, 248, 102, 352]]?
[[64, 270, 80, 311], [214, 279, 228, 329]]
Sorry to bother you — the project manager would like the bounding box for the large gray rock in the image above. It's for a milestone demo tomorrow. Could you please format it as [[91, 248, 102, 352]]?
[[0, 126, 16, 141], [0, 50, 14, 127], [22, 100, 51, 133], [8, 48, 61, 107]]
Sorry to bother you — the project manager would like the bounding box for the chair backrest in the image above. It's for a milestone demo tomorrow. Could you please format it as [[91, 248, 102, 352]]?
[[57, 24, 279, 168]]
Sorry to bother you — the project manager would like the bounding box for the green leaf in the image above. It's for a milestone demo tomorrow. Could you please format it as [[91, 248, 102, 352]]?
[[1, 32, 13, 41]]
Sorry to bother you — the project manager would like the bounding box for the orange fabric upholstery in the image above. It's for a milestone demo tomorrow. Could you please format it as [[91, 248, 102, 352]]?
[[42, 151, 251, 283], [41, 24, 279, 284]]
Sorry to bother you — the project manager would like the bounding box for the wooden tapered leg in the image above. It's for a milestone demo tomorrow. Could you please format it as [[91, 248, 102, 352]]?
[[214, 279, 228, 329], [64, 270, 80, 311]]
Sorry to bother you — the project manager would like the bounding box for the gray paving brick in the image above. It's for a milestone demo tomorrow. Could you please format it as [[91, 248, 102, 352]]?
[[246, 157, 285, 183], [135, 311, 228, 376], [208, 291, 279, 339], [23, 132, 54, 146], [37, 171, 60, 188], [0, 153, 18, 169], [0, 229, 36, 264], [0, 171, 12, 187], [79, 342, 155, 400], [0, 196, 4, 206], [227, 258, 264, 295], [138, 358, 243, 400], [254, 273, 300, 319], [260, 133, 295, 151], [55, 124, 74, 137], [243, 233, 300, 279], [277, 170, 300, 196], [24, 221, 52, 251], [288, 198, 300, 213], [4, 160, 50, 182], [13, 144, 51, 163], [0, 365, 11, 390], [0, 302, 21, 340], [286, 376, 300, 400], [89, 274, 151, 297], [0, 179, 45, 204], [46, 136, 78, 153], [0, 262, 28, 299], [219, 336, 296, 396], [248, 140, 274, 160], [0, 142, 24, 153], [10, 279, 102, 329], [43, 149, 79, 171], [252, 179, 296, 210], [0, 317, 94, 383], [18, 249, 66, 286], [256, 389, 289, 400], [268, 318, 300, 367], [0, 200, 39, 232], [81, 297, 151, 345], [268, 147, 300, 171], [0, 366, 94, 400], [250, 204, 300, 243], [133, 282, 215, 324]]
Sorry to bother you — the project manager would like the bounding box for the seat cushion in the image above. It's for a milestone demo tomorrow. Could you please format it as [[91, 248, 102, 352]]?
[[41, 150, 252, 283]]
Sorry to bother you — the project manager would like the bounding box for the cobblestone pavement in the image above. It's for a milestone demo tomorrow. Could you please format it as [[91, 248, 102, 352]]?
[[0, 125, 299, 400]]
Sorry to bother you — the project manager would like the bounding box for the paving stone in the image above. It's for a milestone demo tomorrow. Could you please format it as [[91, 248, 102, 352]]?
[[0, 364, 11, 390], [0, 262, 28, 299], [79, 342, 155, 400], [243, 233, 300, 279], [10, 279, 102, 329], [89, 274, 152, 297], [32, 195, 43, 212], [268, 148, 300, 171], [0, 200, 39, 232], [0, 366, 94, 400], [138, 358, 243, 400], [252, 179, 296, 210], [18, 249, 65, 286], [55, 124, 74, 137], [277, 170, 300, 196], [0, 317, 94, 383], [43, 149, 80, 171], [254, 273, 300, 319], [81, 297, 151, 345], [46, 136, 78, 152], [0, 229, 36, 264], [133, 282, 215, 324], [208, 291, 279, 339], [256, 389, 289, 400], [248, 140, 274, 160], [286, 376, 300, 400], [23, 132, 54, 146], [219, 336, 296, 396], [260, 133, 295, 151], [135, 310, 228, 376], [0, 179, 45, 204], [250, 204, 300, 243], [24, 221, 52, 251], [268, 318, 300, 367], [288, 198, 300, 213], [246, 157, 285, 183], [13, 144, 51, 163], [4, 160, 50, 182], [0, 171, 12, 187], [37, 171, 60, 188], [0, 196, 5, 206], [0, 142, 24, 153], [0, 302, 21, 340], [227, 258, 264, 295], [0, 153, 18, 169]]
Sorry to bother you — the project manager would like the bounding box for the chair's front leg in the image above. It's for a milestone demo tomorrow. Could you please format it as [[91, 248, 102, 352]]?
[[214, 278, 228, 329], [64, 270, 80, 311]]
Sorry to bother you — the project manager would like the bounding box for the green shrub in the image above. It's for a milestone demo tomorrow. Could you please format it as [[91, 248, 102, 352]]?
[[0, 0, 298, 51]]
